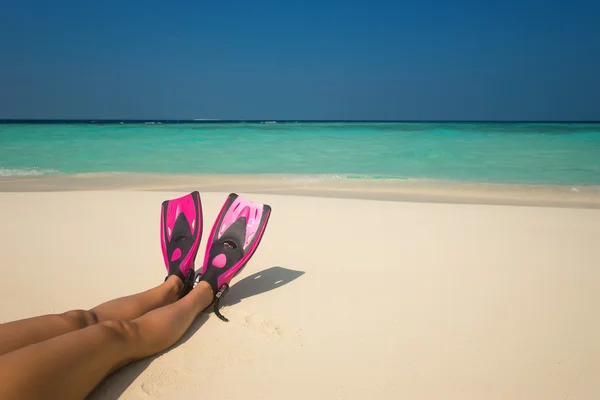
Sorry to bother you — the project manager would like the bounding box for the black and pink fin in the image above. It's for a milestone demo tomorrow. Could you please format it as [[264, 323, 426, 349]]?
[[196, 193, 272, 320], [160, 191, 203, 297]]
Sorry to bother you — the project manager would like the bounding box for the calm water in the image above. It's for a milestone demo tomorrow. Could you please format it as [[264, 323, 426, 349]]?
[[1, 122, 599, 185]]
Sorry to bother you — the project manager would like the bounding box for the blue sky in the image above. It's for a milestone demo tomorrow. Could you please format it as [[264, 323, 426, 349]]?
[[0, 0, 599, 120]]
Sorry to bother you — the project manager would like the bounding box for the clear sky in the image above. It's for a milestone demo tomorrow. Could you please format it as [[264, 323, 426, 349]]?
[[1, 0, 599, 120]]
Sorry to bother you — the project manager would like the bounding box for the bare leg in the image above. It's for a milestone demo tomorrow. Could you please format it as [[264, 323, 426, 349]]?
[[0, 276, 183, 356], [0, 281, 214, 400]]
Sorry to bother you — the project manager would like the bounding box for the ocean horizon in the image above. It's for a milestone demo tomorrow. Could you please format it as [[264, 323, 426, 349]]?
[[1, 122, 599, 185], [2, 119, 600, 124]]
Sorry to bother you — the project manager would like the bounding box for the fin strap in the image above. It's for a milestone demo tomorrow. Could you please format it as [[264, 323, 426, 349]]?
[[213, 284, 230, 322]]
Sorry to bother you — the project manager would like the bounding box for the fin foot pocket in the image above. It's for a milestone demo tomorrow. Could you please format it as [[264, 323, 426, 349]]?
[[179, 269, 196, 299]]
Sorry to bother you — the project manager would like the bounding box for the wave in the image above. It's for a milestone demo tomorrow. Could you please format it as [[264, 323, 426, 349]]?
[[280, 174, 421, 183], [0, 168, 61, 177], [343, 174, 413, 181]]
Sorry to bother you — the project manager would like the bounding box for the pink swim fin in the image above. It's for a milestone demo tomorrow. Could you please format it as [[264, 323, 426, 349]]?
[[196, 193, 272, 321], [160, 191, 203, 298]]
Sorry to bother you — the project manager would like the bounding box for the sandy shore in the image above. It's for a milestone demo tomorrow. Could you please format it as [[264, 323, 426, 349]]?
[[1, 188, 599, 399], [2, 172, 600, 208]]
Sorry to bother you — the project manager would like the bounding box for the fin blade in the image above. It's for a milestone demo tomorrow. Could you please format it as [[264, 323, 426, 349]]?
[[160, 191, 203, 279], [200, 193, 272, 290]]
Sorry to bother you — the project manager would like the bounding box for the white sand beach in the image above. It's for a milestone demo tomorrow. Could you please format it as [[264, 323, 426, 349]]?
[[1, 186, 600, 399]]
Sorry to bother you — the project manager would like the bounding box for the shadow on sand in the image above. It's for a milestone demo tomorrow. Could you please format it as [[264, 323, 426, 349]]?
[[88, 265, 304, 399], [223, 266, 306, 307]]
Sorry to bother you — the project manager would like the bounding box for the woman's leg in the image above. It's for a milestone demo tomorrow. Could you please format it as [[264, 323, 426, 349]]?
[[0, 281, 214, 400], [0, 276, 183, 356]]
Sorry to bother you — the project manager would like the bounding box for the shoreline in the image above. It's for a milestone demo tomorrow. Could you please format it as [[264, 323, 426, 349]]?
[[1, 172, 600, 209]]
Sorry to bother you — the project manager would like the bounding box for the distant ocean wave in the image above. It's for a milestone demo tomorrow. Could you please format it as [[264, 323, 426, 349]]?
[[281, 174, 420, 182], [343, 174, 416, 181], [282, 174, 347, 183], [0, 168, 61, 177]]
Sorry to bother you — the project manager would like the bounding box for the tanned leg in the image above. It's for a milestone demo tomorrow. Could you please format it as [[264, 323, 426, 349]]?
[[0, 281, 214, 400], [0, 276, 183, 356]]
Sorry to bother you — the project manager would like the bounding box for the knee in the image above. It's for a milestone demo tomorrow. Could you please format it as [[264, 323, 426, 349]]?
[[61, 309, 99, 329], [99, 319, 140, 342]]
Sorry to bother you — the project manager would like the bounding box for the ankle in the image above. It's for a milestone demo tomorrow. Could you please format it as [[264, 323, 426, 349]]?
[[165, 275, 184, 298], [192, 280, 216, 308]]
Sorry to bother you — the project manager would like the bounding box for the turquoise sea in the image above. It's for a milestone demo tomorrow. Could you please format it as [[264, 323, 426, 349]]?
[[1, 122, 599, 185]]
